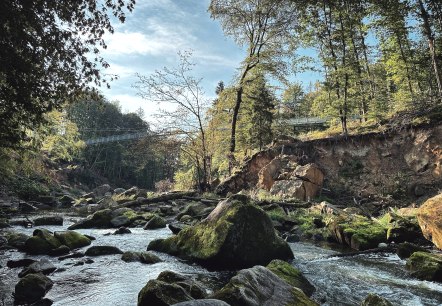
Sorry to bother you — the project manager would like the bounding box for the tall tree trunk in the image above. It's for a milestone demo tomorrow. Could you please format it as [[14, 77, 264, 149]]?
[[418, 0, 442, 102], [339, 10, 348, 135]]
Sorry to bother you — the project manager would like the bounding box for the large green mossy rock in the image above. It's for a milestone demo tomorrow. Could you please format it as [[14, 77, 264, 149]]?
[[328, 215, 387, 251], [406, 251, 442, 282], [24, 229, 62, 255], [266, 259, 315, 297], [68, 209, 113, 229], [14, 273, 53, 304], [212, 266, 318, 306], [4, 231, 29, 250], [54, 231, 91, 249], [144, 215, 167, 229], [147, 195, 293, 269]]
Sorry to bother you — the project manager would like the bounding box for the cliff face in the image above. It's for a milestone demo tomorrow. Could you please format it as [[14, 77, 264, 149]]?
[[216, 124, 442, 207]]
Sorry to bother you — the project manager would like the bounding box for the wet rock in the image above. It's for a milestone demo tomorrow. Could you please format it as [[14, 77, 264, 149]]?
[[361, 294, 393, 306], [396, 242, 429, 260], [7, 258, 37, 268], [54, 231, 91, 249], [30, 298, 53, 306], [172, 300, 229, 306], [85, 245, 123, 256], [59, 195, 75, 207], [25, 229, 62, 255], [34, 216, 63, 226], [4, 231, 29, 250], [68, 209, 113, 229], [138, 271, 206, 306], [110, 215, 131, 227], [417, 193, 442, 249], [114, 227, 132, 235], [144, 215, 167, 229], [266, 259, 315, 297], [48, 245, 71, 256], [121, 251, 162, 264], [406, 251, 442, 282], [212, 266, 317, 306], [14, 273, 53, 304], [19, 259, 56, 277], [168, 222, 188, 234], [148, 196, 293, 269]]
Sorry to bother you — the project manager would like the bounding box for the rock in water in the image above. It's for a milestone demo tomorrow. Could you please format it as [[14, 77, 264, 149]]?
[[406, 251, 442, 282], [14, 273, 53, 304], [144, 215, 167, 229], [24, 229, 62, 255], [68, 209, 113, 229], [212, 266, 317, 306], [266, 259, 315, 297], [85, 245, 123, 256], [18, 259, 56, 278], [33, 216, 63, 226], [417, 193, 442, 249], [121, 251, 162, 264], [361, 294, 393, 306], [147, 195, 293, 269], [54, 231, 91, 249]]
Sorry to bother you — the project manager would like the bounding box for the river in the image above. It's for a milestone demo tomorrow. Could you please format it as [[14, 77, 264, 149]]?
[[1, 215, 441, 306]]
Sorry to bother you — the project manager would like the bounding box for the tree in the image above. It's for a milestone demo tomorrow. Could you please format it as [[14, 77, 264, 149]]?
[[209, 0, 298, 170], [135, 52, 211, 191], [0, 0, 135, 147]]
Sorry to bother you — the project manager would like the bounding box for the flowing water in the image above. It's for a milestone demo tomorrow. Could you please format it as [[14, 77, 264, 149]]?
[[1, 215, 442, 306]]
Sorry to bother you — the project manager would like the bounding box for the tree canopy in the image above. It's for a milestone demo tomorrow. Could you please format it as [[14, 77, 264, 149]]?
[[0, 0, 135, 147]]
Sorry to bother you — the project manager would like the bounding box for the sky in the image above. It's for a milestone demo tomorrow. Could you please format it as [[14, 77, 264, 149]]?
[[98, 0, 320, 125]]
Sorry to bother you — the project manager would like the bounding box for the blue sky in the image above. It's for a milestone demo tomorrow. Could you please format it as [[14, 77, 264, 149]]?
[[99, 0, 320, 122]]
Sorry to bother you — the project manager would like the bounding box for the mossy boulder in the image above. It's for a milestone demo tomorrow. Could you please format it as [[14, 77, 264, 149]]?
[[110, 208, 141, 227], [14, 273, 53, 304], [177, 202, 210, 219], [144, 215, 167, 229], [24, 229, 62, 255], [406, 251, 442, 282], [121, 251, 162, 264], [361, 294, 393, 306], [396, 242, 429, 260], [33, 216, 63, 226], [147, 196, 293, 269], [417, 193, 442, 249], [68, 209, 113, 229], [4, 231, 29, 250], [138, 271, 206, 306], [85, 245, 123, 256], [383, 213, 424, 243], [328, 215, 387, 250], [212, 265, 318, 306], [266, 259, 315, 297], [54, 231, 91, 249]]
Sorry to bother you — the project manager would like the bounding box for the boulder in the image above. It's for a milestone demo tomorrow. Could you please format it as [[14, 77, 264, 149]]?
[[144, 215, 167, 230], [34, 216, 63, 226], [68, 209, 113, 229], [384, 213, 424, 243], [138, 271, 206, 306], [53, 231, 91, 249], [266, 259, 315, 297], [59, 195, 75, 207], [361, 294, 393, 306], [212, 266, 317, 306], [173, 300, 229, 306], [48, 245, 70, 256], [168, 222, 188, 234], [257, 157, 284, 190], [19, 202, 38, 212], [85, 245, 123, 256], [93, 184, 111, 197], [4, 231, 29, 250], [148, 195, 293, 269], [24, 229, 62, 255], [121, 251, 162, 264], [417, 193, 442, 249], [396, 242, 429, 260], [114, 227, 132, 235], [7, 258, 37, 268], [406, 251, 442, 282], [18, 259, 56, 278], [177, 202, 209, 219], [14, 273, 53, 304], [114, 188, 126, 194]]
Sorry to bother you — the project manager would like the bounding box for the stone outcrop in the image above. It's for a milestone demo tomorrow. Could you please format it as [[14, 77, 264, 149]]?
[[406, 251, 442, 282], [417, 193, 442, 249], [212, 266, 318, 306], [14, 273, 53, 304], [148, 195, 293, 269]]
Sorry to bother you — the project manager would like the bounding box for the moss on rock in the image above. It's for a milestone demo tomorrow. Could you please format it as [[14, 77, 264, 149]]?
[[14, 273, 53, 304], [54, 231, 91, 249], [266, 259, 315, 297], [25, 229, 62, 255], [406, 251, 442, 282], [147, 196, 293, 269]]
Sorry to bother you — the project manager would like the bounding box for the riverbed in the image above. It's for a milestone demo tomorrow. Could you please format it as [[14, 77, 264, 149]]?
[[1, 215, 442, 306]]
